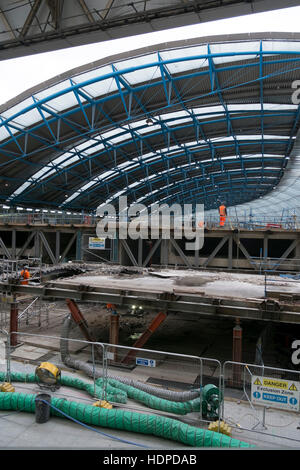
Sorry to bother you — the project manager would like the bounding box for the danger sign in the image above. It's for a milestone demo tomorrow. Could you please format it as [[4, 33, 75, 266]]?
[[251, 375, 300, 412]]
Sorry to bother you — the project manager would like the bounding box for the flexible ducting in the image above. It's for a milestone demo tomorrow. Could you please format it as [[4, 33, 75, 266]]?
[[0, 392, 253, 448], [60, 316, 201, 402]]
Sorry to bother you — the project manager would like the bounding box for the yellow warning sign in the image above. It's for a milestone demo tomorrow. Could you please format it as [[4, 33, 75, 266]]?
[[290, 383, 298, 391], [262, 379, 288, 389], [254, 378, 262, 386]]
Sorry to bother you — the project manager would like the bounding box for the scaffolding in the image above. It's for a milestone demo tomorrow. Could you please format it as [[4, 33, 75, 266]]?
[[0, 257, 42, 284]]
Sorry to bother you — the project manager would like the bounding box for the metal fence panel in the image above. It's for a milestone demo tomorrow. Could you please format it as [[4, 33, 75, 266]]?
[[223, 361, 300, 444], [100, 342, 222, 425], [6, 331, 105, 406]]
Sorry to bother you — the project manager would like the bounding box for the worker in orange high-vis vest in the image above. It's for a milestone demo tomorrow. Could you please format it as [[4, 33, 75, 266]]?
[[20, 265, 30, 285], [218, 202, 227, 227]]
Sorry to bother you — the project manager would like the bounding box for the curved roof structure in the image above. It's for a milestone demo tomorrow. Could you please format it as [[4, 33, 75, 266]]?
[[1, 32, 300, 213]]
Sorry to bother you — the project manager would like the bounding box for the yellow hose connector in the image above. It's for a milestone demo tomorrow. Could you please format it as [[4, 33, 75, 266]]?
[[0, 382, 15, 393], [93, 400, 113, 410], [208, 420, 232, 436]]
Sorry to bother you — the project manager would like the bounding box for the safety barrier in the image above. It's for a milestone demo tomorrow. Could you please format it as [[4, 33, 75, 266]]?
[[0, 330, 10, 383], [3, 331, 222, 427], [223, 361, 300, 444], [3, 331, 105, 407], [100, 343, 222, 424], [205, 214, 300, 230], [0, 211, 299, 230], [3, 331, 300, 446], [0, 212, 97, 226]]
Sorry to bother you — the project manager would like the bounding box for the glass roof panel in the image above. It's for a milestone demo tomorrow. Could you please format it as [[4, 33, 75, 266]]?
[[116, 53, 161, 85], [262, 40, 300, 53], [159, 45, 208, 74], [210, 41, 261, 64]]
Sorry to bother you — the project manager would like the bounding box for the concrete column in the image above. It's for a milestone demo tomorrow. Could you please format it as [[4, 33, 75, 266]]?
[[55, 231, 60, 262], [228, 235, 233, 270], [138, 237, 143, 266], [34, 232, 40, 258], [107, 304, 119, 363], [232, 318, 242, 387], [76, 231, 82, 261], [11, 230, 16, 259]]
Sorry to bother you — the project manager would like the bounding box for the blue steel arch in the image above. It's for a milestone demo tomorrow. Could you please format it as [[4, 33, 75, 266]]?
[[1, 33, 300, 212]]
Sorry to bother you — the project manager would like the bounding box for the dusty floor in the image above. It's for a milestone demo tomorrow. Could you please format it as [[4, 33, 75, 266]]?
[[54, 265, 300, 299]]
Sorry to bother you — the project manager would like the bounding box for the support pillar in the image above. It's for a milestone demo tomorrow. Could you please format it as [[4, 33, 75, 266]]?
[[34, 232, 40, 258], [138, 238, 143, 267], [122, 311, 167, 365], [66, 298, 103, 359], [76, 231, 82, 261], [232, 318, 242, 388], [55, 231, 61, 263], [11, 230, 16, 259], [228, 235, 233, 270], [10, 301, 18, 348], [66, 298, 93, 342], [107, 303, 119, 362]]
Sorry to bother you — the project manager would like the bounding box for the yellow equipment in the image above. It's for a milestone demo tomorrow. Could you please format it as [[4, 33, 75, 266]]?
[[93, 400, 113, 410], [35, 362, 61, 389], [208, 420, 232, 436], [0, 382, 15, 393]]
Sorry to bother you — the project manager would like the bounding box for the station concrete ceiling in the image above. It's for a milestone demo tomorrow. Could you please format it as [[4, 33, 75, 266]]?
[[0, 0, 299, 60]]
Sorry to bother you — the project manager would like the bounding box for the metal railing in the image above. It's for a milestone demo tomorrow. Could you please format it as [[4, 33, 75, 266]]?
[[223, 361, 300, 445], [0, 213, 97, 226], [205, 214, 300, 230], [3, 330, 300, 446], [0, 212, 299, 230]]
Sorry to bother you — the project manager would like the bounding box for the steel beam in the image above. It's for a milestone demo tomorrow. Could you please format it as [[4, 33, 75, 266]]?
[[142, 239, 161, 268], [120, 239, 138, 267], [271, 239, 299, 271], [20, 0, 43, 37], [17, 231, 36, 259], [233, 235, 258, 270], [122, 311, 167, 364], [38, 231, 56, 265], [0, 236, 11, 259], [202, 235, 229, 268], [60, 232, 77, 262], [1, 280, 300, 324], [169, 237, 192, 268]]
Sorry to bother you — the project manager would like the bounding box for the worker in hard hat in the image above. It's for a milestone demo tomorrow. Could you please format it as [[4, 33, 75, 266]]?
[[218, 202, 227, 227], [20, 265, 30, 285]]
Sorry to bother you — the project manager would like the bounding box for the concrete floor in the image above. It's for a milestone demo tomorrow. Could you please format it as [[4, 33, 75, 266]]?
[[56, 268, 300, 299]]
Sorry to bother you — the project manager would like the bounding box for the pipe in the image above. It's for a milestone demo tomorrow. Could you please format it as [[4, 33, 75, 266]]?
[[60, 316, 201, 402], [0, 392, 253, 448]]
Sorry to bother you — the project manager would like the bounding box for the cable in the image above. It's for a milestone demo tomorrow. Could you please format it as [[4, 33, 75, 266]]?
[[43, 399, 149, 449]]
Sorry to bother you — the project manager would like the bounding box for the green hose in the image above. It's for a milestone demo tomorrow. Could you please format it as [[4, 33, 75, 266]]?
[[98, 377, 201, 415], [1, 372, 218, 417], [0, 392, 254, 448], [0, 372, 127, 404]]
